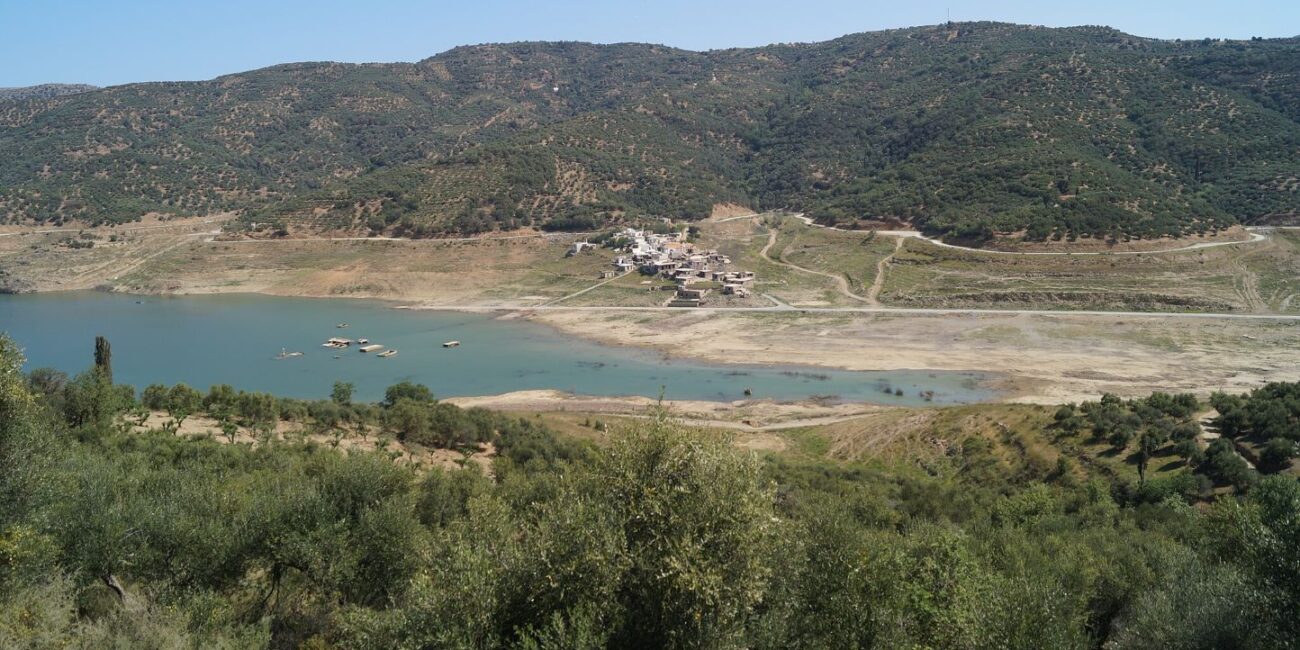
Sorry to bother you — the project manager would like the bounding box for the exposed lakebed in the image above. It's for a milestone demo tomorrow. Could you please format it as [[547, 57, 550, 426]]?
[[0, 292, 998, 405]]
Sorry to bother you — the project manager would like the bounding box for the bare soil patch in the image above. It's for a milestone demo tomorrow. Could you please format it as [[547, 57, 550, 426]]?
[[444, 389, 884, 430], [709, 203, 755, 219]]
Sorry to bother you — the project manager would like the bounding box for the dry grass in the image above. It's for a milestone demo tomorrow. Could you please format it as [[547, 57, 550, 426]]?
[[1, 220, 610, 305], [788, 401, 1193, 486], [880, 232, 1298, 313]]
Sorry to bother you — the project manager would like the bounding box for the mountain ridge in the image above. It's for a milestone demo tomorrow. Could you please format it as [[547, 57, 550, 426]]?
[[0, 83, 98, 102], [1, 22, 1296, 243]]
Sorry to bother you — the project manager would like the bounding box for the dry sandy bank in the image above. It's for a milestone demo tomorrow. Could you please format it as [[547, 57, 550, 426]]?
[[522, 309, 1300, 405]]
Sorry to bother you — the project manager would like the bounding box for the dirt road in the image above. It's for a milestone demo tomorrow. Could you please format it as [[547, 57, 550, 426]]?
[[207, 231, 595, 244], [0, 218, 222, 239], [758, 227, 871, 304], [790, 214, 1270, 256], [540, 270, 634, 306], [866, 237, 905, 304]]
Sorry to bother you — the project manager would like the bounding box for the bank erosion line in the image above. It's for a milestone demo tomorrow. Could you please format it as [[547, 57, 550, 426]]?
[[432, 303, 1300, 322]]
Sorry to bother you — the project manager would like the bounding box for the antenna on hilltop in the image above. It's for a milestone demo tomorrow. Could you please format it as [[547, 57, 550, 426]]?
[[947, 8, 951, 24]]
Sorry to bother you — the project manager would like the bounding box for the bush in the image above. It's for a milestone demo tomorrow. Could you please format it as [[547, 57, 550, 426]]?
[[1259, 438, 1297, 473]]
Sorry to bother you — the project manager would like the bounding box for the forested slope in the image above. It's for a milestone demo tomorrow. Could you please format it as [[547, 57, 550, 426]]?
[[0, 84, 97, 102], [2, 23, 1296, 242]]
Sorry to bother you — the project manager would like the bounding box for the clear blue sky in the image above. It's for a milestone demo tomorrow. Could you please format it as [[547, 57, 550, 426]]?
[[2, 0, 1297, 87]]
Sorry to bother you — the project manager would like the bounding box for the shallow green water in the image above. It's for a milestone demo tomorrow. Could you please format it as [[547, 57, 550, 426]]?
[[0, 292, 998, 405]]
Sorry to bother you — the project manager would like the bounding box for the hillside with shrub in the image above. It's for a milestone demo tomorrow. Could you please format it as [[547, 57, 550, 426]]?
[[0, 84, 97, 102], [4, 333, 1300, 647], [1, 23, 1297, 243]]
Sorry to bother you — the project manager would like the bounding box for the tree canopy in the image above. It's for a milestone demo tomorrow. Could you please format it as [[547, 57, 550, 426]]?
[[3, 335, 1300, 647]]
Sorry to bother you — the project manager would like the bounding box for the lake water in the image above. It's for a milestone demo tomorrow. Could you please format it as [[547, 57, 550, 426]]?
[[0, 292, 998, 405]]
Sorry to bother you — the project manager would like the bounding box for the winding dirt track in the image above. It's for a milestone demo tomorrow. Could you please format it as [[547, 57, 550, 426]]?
[[866, 237, 905, 304], [737, 212, 1285, 314], [204, 231, 595, 244], [790, 214, 1271, 256], [619, 411, 871, 432], [540, 270, 633, 306], [758, 227, 871, 303]]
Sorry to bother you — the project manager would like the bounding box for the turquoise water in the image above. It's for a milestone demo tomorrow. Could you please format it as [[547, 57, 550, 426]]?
[[0, 292, 997, 405]]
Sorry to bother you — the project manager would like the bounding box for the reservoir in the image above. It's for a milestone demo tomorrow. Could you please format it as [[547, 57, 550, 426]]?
[[0, 292, 997, 405]]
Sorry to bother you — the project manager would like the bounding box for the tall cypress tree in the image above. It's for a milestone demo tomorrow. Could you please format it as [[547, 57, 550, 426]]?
[[94, 335, 112, 383]]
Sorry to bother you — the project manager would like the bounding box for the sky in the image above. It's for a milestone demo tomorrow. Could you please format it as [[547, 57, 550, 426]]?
[[2, 0, 1297, 87]]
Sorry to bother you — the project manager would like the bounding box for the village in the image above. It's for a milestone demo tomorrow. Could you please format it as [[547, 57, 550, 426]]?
[[570, 226, 756, 307]]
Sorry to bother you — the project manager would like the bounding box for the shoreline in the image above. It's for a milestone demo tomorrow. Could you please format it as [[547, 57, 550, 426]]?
[[0, 289, 1009, 410], [15, 283, 1300, 321], [512, 308, 1300, 406], [443, 389, 894, 431], [6, 207, 1296, 408], [6, 287, 1297, 405]]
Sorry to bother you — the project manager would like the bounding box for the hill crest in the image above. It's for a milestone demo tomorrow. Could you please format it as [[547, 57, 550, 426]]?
[[1, 22, 1296, 243]]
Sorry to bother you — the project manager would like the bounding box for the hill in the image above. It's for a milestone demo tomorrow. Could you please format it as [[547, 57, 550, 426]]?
[[0, 83, 97, 102], [1, 23, 1297, 243]]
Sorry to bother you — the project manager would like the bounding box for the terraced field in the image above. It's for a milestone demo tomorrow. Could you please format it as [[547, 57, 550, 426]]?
[[683, 216, 1300, 314], [878, 234, 1300, 313]]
